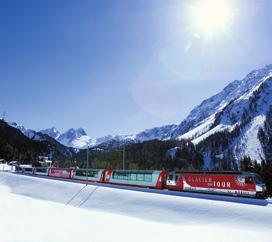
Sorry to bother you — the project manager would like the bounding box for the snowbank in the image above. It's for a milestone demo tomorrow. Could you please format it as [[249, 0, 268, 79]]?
[[0, 172, 272, 242], [0, 163, 14, 171]]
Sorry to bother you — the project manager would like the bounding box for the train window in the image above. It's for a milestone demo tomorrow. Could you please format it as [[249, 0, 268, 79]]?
[[76, 170, 81, 176], [245, 176, 254, 184], [127, 173, 131, 180], [254, 175, 263, 184], [117, 173, 124, 180], [88, 170, 98, 178], [37, 168, 47, 173], [113, 172, 118, 179], [168, 175, 173, 180], [175, 175, 179, 182], [113, 172, 125, 180], [131, 173, 137, 181], [76, 170, 98, 178], [123, 173, 128, 180], [144, 174, 152, 182], [137, 173, 144, 181]]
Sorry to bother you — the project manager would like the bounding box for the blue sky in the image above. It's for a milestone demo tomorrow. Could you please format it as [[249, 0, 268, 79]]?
[[0, 0, 272, 137]]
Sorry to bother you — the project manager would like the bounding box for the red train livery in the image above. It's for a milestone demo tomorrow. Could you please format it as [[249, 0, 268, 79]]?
[[48, 168, 75, 179], [165, 171, 263, 197]]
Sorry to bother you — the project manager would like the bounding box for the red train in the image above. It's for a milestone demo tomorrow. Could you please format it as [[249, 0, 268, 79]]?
[[15, 167, 268, 199]]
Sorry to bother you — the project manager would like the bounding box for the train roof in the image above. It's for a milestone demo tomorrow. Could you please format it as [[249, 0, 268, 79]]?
[[74, 169, 162, 174], [19, 164, 33, 168], [76, 168, 102, 171], [172, 171, 258, 175], [113, 170, 162, 173]]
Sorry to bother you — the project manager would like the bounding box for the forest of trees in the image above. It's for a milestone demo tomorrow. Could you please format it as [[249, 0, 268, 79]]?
[[0, 120, 73, 166], [74, 139, 203, 171], [240, 156, 272, 196]]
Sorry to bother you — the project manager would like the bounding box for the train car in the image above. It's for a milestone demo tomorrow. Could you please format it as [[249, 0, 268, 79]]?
[[15, 166, 23, 173], [165, 171, 267, 198], [23, 167, 34, 174], [14, 165, 34, 174], [48, 167, 75, 179], [72, 168, 106, 182], [104, 170, 167, 189], [33, 167, 49, 176]]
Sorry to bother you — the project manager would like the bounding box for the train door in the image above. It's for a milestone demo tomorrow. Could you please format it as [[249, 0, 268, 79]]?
[[166, 172, 179, 186], [100, 170, 106, 182], [104, 170, 112, 183], [166, 172, 183, 190]]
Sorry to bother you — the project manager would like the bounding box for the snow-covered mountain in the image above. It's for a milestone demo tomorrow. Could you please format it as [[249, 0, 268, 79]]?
[[174, 65, 272, 167], [173, 65, 272, 141], [9, 122, 45, 141], [56, 128, 89, 149], [96, 62, 272, 158], [8, 123, 132, 149], [8, 64, 272, 166], [39, 127, 128, 149], [40, 127, 61, 140], [40, 127, 92, 149], [138, 64, 272, 167], [103, 64, 272, 166], [5, 121, 75, 158], [135, 124, 177, 142], [8, 123, 90, 149]]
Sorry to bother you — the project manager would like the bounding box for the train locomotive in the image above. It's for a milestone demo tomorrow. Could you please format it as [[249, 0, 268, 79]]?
[[15, 167, 268, 199]]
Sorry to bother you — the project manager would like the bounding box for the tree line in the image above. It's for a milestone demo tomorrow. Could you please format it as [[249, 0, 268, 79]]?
[[240, 156, 272, 196], [74, 139, 203, 171]]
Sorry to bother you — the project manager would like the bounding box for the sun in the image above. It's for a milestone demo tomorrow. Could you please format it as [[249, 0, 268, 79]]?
[[189, 0, 234, 40]]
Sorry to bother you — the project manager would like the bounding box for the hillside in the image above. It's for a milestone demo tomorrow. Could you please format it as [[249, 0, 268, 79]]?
[[128, 64, 272, 167], [0, 120, 75, 165], [75, 139, 202, 170]]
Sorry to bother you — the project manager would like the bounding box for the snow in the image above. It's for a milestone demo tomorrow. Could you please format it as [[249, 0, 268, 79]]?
[[179, 66, 272, 165], [166, 147, 179, 159], [57, 128, 90, 148], [177, 65, 272, 132], [43, 127, 136, 149], [69, 135, 92, 149], [40, 127, 61, 139], [0, 163, 14, 171], [135, 124, 177, 142], [233, 115, 266, 161], [179, 115, 216, 141], [192, 124, 232, 144], [0, 172, 272, 242]]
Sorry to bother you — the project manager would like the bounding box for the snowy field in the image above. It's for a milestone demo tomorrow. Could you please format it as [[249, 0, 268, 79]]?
[[0, 172, 272, 242]]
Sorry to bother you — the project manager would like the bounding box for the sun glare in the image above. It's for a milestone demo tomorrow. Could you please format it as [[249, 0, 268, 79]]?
[[189, 0, 234, 40]]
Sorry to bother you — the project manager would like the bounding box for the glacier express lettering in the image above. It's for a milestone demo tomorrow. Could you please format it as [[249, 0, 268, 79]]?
[[188, 176, 231, 188]]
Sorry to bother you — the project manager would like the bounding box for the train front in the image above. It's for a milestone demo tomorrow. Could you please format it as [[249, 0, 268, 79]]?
[[254, 174, 268, 199]]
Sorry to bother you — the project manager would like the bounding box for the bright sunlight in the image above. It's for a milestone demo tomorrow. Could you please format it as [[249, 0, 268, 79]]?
[[189, 0, 234, 40]]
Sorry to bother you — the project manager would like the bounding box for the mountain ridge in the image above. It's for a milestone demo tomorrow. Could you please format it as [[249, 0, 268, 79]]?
[[8, 64, 272, 167]]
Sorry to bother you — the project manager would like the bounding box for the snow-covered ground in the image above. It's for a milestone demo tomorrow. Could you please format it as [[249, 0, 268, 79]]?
[[0, 163, 14, 171], [0, 172, 272, 242]]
